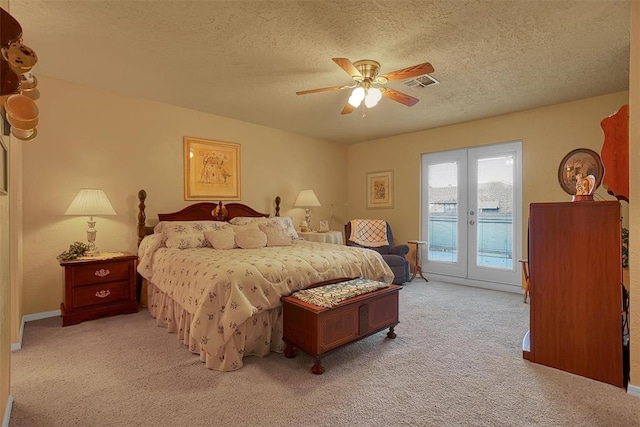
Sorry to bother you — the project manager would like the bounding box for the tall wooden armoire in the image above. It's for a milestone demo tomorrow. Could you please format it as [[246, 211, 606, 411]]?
[[528, 201, 624, 388]]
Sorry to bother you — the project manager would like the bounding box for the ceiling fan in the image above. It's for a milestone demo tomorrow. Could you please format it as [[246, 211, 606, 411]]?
[[296, 58, 435, 115]]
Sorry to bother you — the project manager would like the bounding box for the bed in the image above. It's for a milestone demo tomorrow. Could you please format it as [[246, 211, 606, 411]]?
[[136, 190, 394, 371]]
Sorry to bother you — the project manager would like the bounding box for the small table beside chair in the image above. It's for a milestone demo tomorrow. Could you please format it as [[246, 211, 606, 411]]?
[[407, 240, 429, 282]]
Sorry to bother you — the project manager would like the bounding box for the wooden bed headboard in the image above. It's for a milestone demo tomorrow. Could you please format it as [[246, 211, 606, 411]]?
[[137, 189, 281, 245]]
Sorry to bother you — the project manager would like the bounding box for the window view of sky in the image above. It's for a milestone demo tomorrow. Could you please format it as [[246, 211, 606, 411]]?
[[428, 156, 513, 187]]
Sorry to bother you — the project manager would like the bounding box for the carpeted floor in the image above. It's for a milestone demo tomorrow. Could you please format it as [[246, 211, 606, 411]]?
[[9, 280, 640, 426]]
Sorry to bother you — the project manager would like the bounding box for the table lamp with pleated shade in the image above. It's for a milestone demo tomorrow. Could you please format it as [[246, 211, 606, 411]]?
[[294, 189, 321, 231], [65, 188, 116, 255]]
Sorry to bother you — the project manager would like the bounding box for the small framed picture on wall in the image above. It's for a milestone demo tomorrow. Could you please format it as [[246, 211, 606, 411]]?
[[367, 170, 393, 209]]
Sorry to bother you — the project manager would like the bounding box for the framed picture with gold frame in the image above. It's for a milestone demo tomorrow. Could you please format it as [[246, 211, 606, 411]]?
[[184, 137, 241, 200], [366, 170, 393, 209]]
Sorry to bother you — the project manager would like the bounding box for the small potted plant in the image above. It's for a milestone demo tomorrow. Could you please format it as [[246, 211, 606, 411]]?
[[57, 241, 90, 261]]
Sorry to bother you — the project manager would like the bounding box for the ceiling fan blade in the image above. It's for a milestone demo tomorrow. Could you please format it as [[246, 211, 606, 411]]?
[[296, 85, 348, 95], [332, 58, 362, 79], [382, 88, 420, 107], [341, 102, 355, 115], [381, 62, 435, 81]]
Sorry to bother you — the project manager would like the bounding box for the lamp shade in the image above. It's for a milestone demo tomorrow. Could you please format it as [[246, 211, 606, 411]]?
[[65, 189, 116, 216], [294, 189, 321, 207]]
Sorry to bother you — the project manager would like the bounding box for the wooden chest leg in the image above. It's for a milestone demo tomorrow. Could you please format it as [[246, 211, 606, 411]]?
[[387, 326, 397, 339], [284, 344, 297, 358], [311, 357, 325, 375]]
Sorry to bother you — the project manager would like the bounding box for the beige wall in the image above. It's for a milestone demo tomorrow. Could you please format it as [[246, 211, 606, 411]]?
[[628, 0, 639, 393], [19, 75, 347, 315]]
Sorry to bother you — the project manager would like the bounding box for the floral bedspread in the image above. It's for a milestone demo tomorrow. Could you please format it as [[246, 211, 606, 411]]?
[[137, 237, 394, 370]]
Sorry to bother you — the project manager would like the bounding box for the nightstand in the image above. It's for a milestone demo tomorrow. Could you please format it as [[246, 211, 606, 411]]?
[[59, 253, 139, 326]]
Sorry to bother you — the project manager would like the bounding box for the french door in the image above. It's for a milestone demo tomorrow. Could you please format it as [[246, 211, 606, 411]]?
[[420, 141, 522, 287]]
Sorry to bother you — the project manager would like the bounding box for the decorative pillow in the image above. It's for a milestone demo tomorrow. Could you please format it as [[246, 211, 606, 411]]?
[[258, 222, 294, 246], [266, 216, 300, 240], [155, 221, 230, 242], [235, 229, 268, 249], [204, 227, 237, 250], [228, 217, 268, 226], [165, 233, 210, 249], [231, 222, 262, 233]]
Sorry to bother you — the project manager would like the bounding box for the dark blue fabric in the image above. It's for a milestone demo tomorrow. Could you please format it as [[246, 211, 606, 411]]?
[[345, 222, 411, 284]]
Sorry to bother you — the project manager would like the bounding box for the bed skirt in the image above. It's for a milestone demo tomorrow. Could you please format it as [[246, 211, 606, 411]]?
[[147, 281, 286, 371]]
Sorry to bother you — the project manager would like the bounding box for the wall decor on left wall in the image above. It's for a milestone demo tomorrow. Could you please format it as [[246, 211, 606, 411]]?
[[183, 137, 241, 200], [0, 136, 7, 195]]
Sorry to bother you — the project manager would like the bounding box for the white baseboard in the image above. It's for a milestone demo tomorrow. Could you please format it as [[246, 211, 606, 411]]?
[[10, 317, 24, 351], [423, 274, 522, 295], [2, 394, 13, 427], [23, 309, 61, 323], [10, 310, 61, 352], [628, 383, 640, 397]]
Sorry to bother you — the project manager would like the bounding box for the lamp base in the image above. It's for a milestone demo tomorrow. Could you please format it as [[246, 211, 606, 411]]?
[[86, 219, 98, 255], [305, 209, 312, 231]]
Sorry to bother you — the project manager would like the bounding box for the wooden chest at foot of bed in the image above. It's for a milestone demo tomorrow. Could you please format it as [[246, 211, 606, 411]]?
[[281, 284, 400, 374]]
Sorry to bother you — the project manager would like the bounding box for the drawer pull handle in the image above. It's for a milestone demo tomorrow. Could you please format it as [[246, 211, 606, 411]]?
[[95, 269, 111, 277], [95, 290, 111, 298]]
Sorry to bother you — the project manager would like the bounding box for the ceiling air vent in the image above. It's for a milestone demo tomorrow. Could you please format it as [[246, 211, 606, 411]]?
[[402, 74, 439, 89]]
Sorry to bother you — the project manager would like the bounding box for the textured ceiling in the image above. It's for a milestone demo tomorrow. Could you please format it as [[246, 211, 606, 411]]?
[[8, 0, 631, 144]]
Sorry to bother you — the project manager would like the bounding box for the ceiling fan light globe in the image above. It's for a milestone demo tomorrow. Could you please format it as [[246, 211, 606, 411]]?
[[348, 94, 363, 108], [365, 87, 383, 108], [348, 86, 365, 107]]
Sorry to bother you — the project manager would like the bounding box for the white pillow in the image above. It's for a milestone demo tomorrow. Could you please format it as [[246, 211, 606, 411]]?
[[228, 216, 268, 226], [155, 221, 230, 242], [165, 233, 210, 249], [258, 222, 294, 246], [204, 227, 237, 250], [232, 222, 262, 233], [235, 229, 268, 249], [267, 216, 300, 240]]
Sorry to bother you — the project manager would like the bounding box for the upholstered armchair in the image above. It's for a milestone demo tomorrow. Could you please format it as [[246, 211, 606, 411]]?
[[345, 220, 411, 284]]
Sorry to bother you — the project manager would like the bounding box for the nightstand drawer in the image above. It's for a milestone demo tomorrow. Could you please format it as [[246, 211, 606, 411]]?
[[70, 262, 130, 286], [72, 280, 130, 308]]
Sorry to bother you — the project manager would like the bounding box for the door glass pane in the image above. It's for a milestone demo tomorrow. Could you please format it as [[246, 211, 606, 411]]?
[[428, 162, 458, 263], [476, 155, 514, 269]]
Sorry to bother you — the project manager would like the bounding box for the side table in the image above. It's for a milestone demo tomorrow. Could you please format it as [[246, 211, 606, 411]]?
[[407, 240, 429, 282], [299, 230, 344, 245], [59, 252, 139, 326]]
